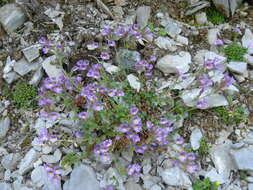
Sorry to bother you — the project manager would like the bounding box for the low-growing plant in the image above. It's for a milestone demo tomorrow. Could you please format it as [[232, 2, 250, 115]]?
[[206, 7, 225, 25], [197, 137, 210, 156], [193, 177, 220, 190], [12, 83, 37, 109], [212, 106, 248, 125], [223, 43, 248, 61]]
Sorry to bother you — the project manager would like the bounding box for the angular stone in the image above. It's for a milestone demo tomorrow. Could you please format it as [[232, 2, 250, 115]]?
[[29, 67, 44, 86], [3, 72, 20, 84], [190, 128, 203, 150], [42, 55, 63, 78], [136, 6, 151, 29], [0, 4, 26, 33], [116, 49, 141, 70], [205, 168, 226, 184], [0, 182, 13, 190], [13, 58, 34, 76], [31, 166, 45, 187], [154, 37, 178, 51], [18, 149, 40, 175], [164, 20, 182, 38], [160, 167, 192, 187], [22, 45, 40, 62], [227, 61, 247, 75], [156, 52, 191, 75], [211, 142, 236, 179], [125, 182, 142, 190], [181, 88, 228, 109], [0, 117, 10, 138], [127, 74, 141, 92], [212, 0, 242, 17], [242, 29, 253, 54], [100, 167, 125, 190], [41, 149, 62, 164], [65, 164, 99, 190], [195, 12, 208, 25], [230, 147, 253, 171], [207, 28, 220, 45], [1, 153, 21, 170], [244, 54, 253, 66]]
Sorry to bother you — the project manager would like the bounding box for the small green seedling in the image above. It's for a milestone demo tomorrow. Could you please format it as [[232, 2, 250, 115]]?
[[223, 43, 248, 62], [193, 177, 220, 190], [206, 7, 225, 25]]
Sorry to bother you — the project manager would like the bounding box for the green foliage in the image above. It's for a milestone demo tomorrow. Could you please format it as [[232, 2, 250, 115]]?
[[239, 171, 248, 181], [0, 0, 9, 5], [212, 106, 248, 125], [193, 178, 220, 190], [206, 7, 225, 25], [148, 23, 167, 36], [197, 137, 210, 156], [12, 83, 37, 109], [223, 43, 248, 62], [61, 153, 86, 168]]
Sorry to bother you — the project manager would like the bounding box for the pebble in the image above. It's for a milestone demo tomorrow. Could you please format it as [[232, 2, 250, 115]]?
[[127, 74, 141, 92], [116, 49, 141, 70], [136, 6, 151, 29], [195, 12, 208, 25], [230, 147, 253, 171], [190, 128, 203, 150], [41, 149, 62, 164], [0, 117, 11, 138], [154, 37, 178, 51], [227, 62, 247, 75], [42, 55, 63, 78], [0, 182, 13, 190], [1, 153, 21, 170], [18, 149, 40, 175], [22, 45, 40, 63]]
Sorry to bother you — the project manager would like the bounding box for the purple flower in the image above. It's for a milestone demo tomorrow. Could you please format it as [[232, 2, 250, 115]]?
[[44, 164, 62, 184], [87, 42, 99, 50], [159, 117, 168, 125], [72, 60, 89, 71], [115, 89, 125, 97], [127, 132, 140, 143], [131, 116, 142, 125], [92, 102, 103, 111], [129, 107, 139, 115], [87, 69, 100, 79], [146, 121, 154, 129], [132, 24, 140, 30], [48, 112, 60, 121], [186, 162, 198, 173], [100, 52, 110, 60], [196, 98, 208, 109], [127, 164, 141, 175], [223, 73, 235, 87], [38, 98, 52, 107], [198, 75, 213, 90], [75, 131, 84, 138], [38, 37, 47, 44], [150, 56, 157, 62], [100, 26, 112, 36], [175, 137, 184, 145], [234, 28, 242, 34], [38, 128, 58, 144], [135, 144, 148, 154], [78, 112, 89, 119], [116, 123, 130, 133], [107, 40, 116, 47], [131, 124, 142, 133], [187, 153, 197, 161], [103, 186, 114, 190], [213, 39, 224, 45], [114, 25, 128, 37], [204, 59, 215, 70], [178, 151, 187, 162]]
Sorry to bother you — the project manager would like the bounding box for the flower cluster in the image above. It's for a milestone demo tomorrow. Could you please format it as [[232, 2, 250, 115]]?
[[94, 139, 113, 163], [173, 152, 198, 173], [126, 163, 141, 176], [38, 37, 63, 54], [44, 164, 62, 184], [37, 128, 57, 144]]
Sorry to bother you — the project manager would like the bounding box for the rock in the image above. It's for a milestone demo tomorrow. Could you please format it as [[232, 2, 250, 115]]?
[[125, 182, 142, 190], [160, 167, 192, 187], [207, 28, 220, 45], [22, 45, 40, 62], [127, 74, 141, 92], [224, 85, 239, 95], [136, 6, 151, 29], [181, 88, 228, 109], [150, 185, 162, 190], [42, 55, 63, 78], [102, 62, 120, 74], [3, 56, 15, 74], [13, 58, 38, 76], [164, 19, 182, 38], [0, 117, 10, 138], [18, 149, 40, 175], [3, 72, 20, 84], [195, 12, 208, 25], [210, 142, 236, 179], [190, 128, 203, 150], [212, 0, 243, 17], [227, 62, 247, 75], [172, 74, 195, 90], [4, 170, 11, 181], [156, 52, 191, 75], [0, 4, 26, 33], [176, 35, 189, 46], [41, 149, 62, 164], [1, 153, 21, 170], [100, 167, 125, 190], [42, 146, 53, 154], [142, 175, 161, 189], [244, 54, 253, 66], [242, 29, 253, 54], [31, 166, 45, 187], [249, 183, 253, 190], [0, 182, 13, 190], [154, 37, 178, 51], [44, 7, 64, 30], [205, 168, 226, 184], [185, 1, 210, 16], [65, 164, 100, 190], [116, 49, 141, 70], [230, 147, 253, 171], [29, 67, 44, 86]]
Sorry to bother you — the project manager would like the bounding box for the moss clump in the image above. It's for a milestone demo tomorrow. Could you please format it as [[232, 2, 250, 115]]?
[[12, 83, 37, 109], [223, 43, 248, 62], [206, 7, 225, 25]]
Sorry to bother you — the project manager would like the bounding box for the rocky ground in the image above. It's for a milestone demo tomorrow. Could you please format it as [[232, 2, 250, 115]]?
[[0, 0, 253, 190]]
